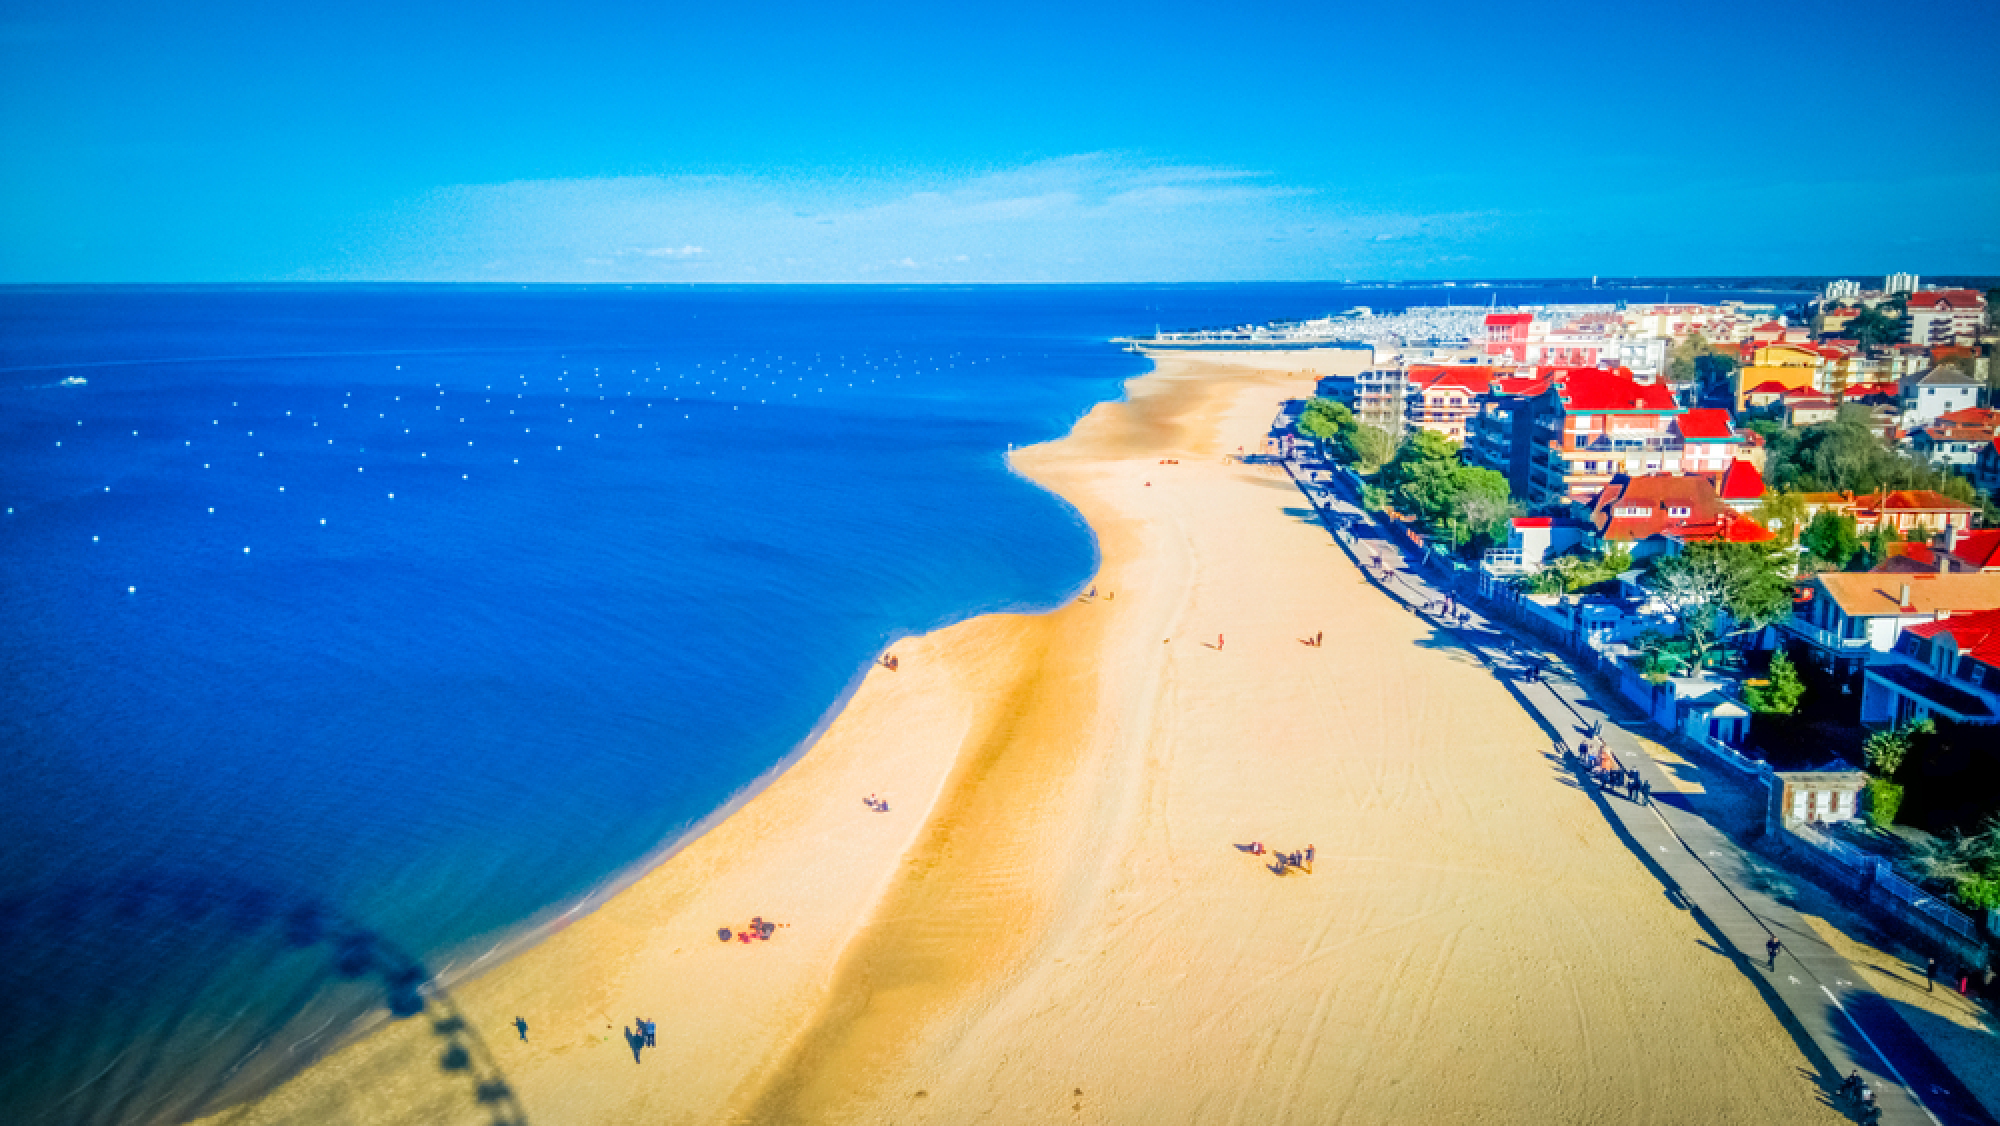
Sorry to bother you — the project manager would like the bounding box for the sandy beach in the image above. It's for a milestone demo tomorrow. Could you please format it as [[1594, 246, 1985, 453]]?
[[222, 350, 1849, 1125]]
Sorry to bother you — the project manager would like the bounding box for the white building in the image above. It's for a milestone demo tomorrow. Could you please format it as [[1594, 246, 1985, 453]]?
[[1824, 279, 1861, 300], [1900, 364, 1983, 429], [1885, 272, 1920, 295]]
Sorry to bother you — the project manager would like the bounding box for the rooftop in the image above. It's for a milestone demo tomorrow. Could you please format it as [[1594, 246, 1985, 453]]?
[[1810, 571, 2000, 617], [1905, 607, 2000, 678], [1907, 289, 1987, 311], [1675, 408, 1737, 441], [1710, 459, 1766, 501], [1553, 367, 1676, 413], [1588, 474, 1772, 544]]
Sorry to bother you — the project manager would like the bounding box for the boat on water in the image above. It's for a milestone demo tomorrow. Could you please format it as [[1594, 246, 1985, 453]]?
[[61, 376, 87, 386]]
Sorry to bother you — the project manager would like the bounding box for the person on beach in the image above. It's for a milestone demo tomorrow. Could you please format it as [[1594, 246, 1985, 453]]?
[[1304, 845, 1314, 873], [1251, 841, 1265, 856], [1927, 956, 1937, 992], [1765, 937, 1782, 971], [514, 1016, 528, 1042], [1315, 631, 1323, 647], [1217, 634, 1224, 650]]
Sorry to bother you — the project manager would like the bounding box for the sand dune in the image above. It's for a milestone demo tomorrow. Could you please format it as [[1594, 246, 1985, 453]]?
[[222, 352, 1844, 1125]]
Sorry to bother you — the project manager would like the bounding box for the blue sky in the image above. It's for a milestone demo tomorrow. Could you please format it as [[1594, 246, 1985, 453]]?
[[3, 0, 1997, 283]]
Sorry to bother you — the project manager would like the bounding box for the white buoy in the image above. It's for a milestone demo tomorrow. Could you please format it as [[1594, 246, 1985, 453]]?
[[129, 586, 136, 593]]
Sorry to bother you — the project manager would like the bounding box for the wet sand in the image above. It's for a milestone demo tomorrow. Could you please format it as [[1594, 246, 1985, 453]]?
[[222, 351, 1849, 1125]]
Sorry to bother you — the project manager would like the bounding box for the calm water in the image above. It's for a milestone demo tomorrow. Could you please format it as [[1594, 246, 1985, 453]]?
[[0, 283, 1802, 1121]]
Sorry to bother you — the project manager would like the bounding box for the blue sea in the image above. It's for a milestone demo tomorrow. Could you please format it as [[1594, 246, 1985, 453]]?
[[0, 282, 1805, 1122]]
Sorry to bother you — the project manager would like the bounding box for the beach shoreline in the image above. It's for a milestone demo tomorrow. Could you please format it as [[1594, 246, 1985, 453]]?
[[222, 347, 1853, 1125]]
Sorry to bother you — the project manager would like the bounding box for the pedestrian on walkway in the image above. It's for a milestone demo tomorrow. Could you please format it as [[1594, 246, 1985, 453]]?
[[1926, 956, 1937, 992], [1766, 937, 1782, 971]]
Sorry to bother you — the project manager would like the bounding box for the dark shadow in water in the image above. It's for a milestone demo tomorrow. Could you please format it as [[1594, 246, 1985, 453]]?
[[0, 869, 527, 1126]]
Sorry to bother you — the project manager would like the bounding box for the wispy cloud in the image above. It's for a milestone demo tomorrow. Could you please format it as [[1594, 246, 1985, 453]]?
[[328, 155, 1503, 283]]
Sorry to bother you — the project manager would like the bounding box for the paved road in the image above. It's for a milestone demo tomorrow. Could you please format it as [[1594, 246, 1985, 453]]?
[[1282, 457, 1994, 1126]]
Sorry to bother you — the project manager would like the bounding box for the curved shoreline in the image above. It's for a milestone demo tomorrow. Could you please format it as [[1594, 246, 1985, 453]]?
[[207, 349, 1313, 1124], [224, 345, 1848, 1126]]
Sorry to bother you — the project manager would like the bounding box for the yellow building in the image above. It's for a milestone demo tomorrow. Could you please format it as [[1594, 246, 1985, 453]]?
[[1812, 305, 1859, 336], [1735, 342, 1821, 408]]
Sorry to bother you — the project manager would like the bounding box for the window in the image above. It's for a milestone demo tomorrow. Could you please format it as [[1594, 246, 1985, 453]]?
[[1573, 415, 1593, 428], [1668, 506, 1691, 518]]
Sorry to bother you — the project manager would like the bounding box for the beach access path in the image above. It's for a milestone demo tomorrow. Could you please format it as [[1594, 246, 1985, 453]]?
[[1287, 458, 1998, 1126]]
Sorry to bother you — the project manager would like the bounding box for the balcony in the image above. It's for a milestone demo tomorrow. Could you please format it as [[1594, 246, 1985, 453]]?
[[1569, 434, 1681, 452], [1784, 618, 1872, 652]]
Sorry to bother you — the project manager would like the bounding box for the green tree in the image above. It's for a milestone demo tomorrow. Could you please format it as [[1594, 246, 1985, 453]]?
[[1643, 542, 1795, 669], [1754, 490, 1809, 545], [1380, 430, 1460, 488], [1863, 717, 1935, 779], [1341, 423, 1394, 472], [1847, 305, 1903, 350], [1859, 519, 1896, 569], [1295, 397, 1354, 453], [1744, 650, 1805, 715], [1666, 332, 1708, 385], [1449, 466, 1517, 550], [1800, 508, 1861, 568], [1380, 431, 1463, 526]]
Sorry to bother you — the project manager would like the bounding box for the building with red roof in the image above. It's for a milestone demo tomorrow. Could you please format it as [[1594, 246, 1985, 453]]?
[[1872, 528, 2000, 574], [1909, 420, 1995, 469], [1404, 365, 1501, 443], [1483, 312, 1533, 360], [1585, 473, 1774, 560], [1526, 367, 1688, 507], [1906, 289, 1987, 348], [1702, 459, 1767, 512], [1798, 489, 1981, 537], [1861, 607, 2000, 726]]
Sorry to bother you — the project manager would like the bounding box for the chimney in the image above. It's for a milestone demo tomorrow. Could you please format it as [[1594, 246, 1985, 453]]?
[[1899, 582, 1912, 610]]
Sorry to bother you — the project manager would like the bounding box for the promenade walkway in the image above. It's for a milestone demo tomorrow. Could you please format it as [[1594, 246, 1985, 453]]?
[[1284, 458, 1994, 1126]]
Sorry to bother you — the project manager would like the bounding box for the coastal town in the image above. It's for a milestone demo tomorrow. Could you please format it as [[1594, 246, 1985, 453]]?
[[1240, 278, 2000, 1057]]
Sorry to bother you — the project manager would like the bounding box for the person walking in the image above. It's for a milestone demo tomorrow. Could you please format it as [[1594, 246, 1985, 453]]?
[[1766, 936, 1782, 971], [1315, 631, 1323, 647], [1926, 956, 1938, 992], [514, 1016, 528, 1042], [1217, 633, 1224, 651], [1305, 845, 1314, 873]]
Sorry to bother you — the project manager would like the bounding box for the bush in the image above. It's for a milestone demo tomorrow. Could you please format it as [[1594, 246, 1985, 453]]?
[[1866, 779, 1904, 828], [1955, 874, 2000, 912]]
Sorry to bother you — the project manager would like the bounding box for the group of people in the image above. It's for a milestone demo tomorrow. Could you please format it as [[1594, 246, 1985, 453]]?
[[1838, 1071, 1879, 1123], [719, 916, 781, 944], [624, 1016, 658, 1062], [878, 653, 900, 671], [1301, 631, 1324, 647], [1247, 841, 1314, 875], [863, 793, 890, 812]]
